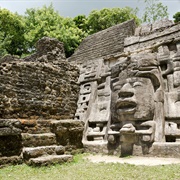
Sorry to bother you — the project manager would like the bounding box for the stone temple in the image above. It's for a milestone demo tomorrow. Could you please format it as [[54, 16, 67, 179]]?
[[0, 19, 180, 166]]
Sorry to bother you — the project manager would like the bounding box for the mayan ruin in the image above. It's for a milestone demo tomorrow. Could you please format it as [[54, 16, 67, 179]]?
[[1, 19, 180, 166]]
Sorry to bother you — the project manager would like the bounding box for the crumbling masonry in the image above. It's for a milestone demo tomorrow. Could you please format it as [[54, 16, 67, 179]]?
[[1, 19, 180, 166], [69, 19, 180, 157]]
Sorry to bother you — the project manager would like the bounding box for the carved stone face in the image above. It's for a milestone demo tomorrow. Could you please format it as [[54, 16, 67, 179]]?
[[112, 77, 155, 121]]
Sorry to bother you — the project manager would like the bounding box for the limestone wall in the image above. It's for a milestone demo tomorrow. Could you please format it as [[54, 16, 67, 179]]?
[[69, 19, 180, 157], [0, 61, 79, 120], [124, 19, 180, 52], [0, 37, 79, 120], [1, 19, 180, 162], [68, 19, 136, 63], [0, 37, 82, 166]]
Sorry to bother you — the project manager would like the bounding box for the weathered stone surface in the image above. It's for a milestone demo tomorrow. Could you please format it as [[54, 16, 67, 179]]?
[[124, 20, 179, 53], [69, 19, 136, 63], [0, 61, 79, 119], [22, 133, 56, 147], [23, 145, 65, 160], [150, 142, 180, 158], [24, 37, 66, 62], [0, 156, 23, 167], [69, 19, 180, 158], [0, 54, 19, 63], [20, 119, 52, 134], [0, 119, 22, 136], [51, 120, 84, 149], [1, 19, 180, 163], [0, 119, 22, 157], [28, 154, 73, 166], [152, 19, 174, 32], [0, 37, 79, 120], [0, 37, 82, 166]]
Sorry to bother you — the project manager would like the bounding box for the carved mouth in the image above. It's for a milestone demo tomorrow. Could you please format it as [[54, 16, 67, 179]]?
[[116, 99, 137, 114]]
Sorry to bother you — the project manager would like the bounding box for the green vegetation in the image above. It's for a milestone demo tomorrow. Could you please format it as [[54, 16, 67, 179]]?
[[0, 9, 25, 56], [0, 5, 140, 58], [0, 0, 176, 58], [173, 12, 180, 23], [0, 154, 180, 180], [24, 4, 86, 57], [141, 0, 168, 23], [86, 7, 140, 34]]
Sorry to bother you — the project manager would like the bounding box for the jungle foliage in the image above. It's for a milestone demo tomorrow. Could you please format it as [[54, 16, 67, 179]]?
[[0, 1, 173, 58], [0, 9, 25, 56], [0, 5, 140, 58], [141, 0, 168, 23], [173, 12, 180, 23]]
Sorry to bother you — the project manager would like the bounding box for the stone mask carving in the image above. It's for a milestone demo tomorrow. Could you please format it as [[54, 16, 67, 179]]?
[[114, 77, 155, 121]]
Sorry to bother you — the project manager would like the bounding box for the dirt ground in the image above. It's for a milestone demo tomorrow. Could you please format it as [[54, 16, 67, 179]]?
[[85, 154, 180, 166]]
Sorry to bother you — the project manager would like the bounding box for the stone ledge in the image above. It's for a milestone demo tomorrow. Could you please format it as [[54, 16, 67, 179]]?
[[124, 23, 180, 47], [0, 156, 23, 167], [150, 142, 180, 158], [28, 154, 73, 166], [0, 119, 22, 136], [22, 133, 56, 147], [51, 119, 84, 148], [23, 145, 65, 160]]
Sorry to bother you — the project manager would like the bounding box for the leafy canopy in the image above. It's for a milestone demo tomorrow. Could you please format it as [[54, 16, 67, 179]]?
[[0, 8, 25, 57], [24, 4, 86, 57], [23, 5, 140, 57], [0, 1, 170, 58], [142, 0, 168, 23], [87, 7, 140, 34], [73, 15, 89, 33], [173, 12, 180, 23]]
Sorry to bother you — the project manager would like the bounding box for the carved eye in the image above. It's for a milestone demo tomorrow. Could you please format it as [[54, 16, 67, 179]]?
[[133, 82, 142, 87]]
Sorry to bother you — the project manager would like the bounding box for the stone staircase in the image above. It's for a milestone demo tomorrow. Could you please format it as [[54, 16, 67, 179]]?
[[22, 145, 73, 166], [21, 120, 73, 166]]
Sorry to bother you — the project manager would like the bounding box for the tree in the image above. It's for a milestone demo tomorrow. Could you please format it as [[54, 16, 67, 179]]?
[[173, 12, 180, 23], [24, 4, 63, 52], [73, 15, 89, 33], [24, 4, 86, 57], [87, 7, 140, 34], [142, 0, 169, 23], [0, 8, 25, 57], [48, 17, 87, 57]]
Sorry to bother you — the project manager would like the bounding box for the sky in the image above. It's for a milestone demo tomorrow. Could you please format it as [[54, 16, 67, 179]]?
[[0, 0, 179, 20]]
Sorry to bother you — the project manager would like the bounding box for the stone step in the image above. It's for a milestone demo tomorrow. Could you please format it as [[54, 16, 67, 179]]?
[[20, 119, 53, 134], [22, 133, 56, 147], [28, 154, 73, 166], [0, 156, 23, 168], [23, 145, 65, 160]]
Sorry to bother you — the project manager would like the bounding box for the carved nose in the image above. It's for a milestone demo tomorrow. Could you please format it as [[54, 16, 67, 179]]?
[[118, 83, 134, 98]]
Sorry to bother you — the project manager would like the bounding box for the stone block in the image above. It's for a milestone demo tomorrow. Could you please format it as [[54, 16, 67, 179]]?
[[23, 145, 65, 160], [28, 154, 73, 166], [22, 133, 56, 147], [152, 19, 174, 32], [164, 92, 180, 119], [150, 142, 180, 158], [51, 120, 84, 148], [124, 36, 140, 46], [140, 23, 152, 35], [0, 156, 23, 167]]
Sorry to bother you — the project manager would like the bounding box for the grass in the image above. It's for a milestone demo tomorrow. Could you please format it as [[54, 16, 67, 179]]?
[[0, 154, 180, 180]]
